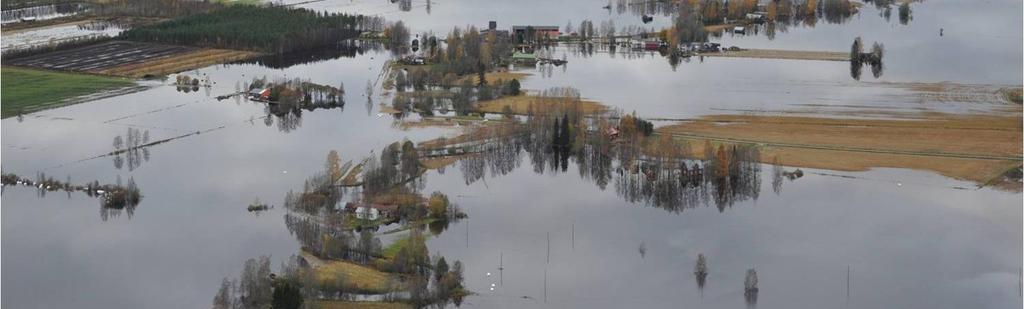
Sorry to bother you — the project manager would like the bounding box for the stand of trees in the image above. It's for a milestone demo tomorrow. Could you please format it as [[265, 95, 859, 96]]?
[[849, 37, 884, 80], [122, 5, 365, 53], [213, 255, 315, 309], [673, 4, 707, 46]]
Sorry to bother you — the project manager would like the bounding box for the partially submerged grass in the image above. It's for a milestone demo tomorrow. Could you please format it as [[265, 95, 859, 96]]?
[[456, 71, 530, 85], [93, 49, 256, 77], [699, 49, 850, 61], [369, 190, 424, 206], [379, 103, 402, 115], [417, 121, 522, 149], [1, 66, 135, 118], [659, 113, 1022, 187], [381, 236, 410, 260], [999, 87, 1023, 104], [476, 94, 606, 115]]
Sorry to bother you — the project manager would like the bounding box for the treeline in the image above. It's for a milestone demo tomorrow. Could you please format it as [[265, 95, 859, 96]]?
[[431, 26, 513, 76], [121, 5, 366, 53], [90, 0, 222, 18]]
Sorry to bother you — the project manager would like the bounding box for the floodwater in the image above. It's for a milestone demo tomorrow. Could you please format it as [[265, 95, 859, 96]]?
[[2, 21, 126, 52], [2, 0, 1021, 308], [1, 3, 85, 24]]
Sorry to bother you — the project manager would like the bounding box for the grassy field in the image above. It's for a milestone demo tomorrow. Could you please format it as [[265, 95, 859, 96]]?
[[476, 94, 606, 115], [301, 251, 398, 294], [93, 48, 256, 77], [456, 71, 530, 85], [381, 233, 426, 259], [1, 67, 134, 118], [658, 113, 1023, 186]]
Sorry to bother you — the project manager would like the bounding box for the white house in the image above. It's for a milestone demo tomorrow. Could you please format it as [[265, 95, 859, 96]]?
[[355, 207, 380, 220]]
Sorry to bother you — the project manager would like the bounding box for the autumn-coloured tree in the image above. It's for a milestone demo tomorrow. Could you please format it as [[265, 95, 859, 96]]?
[[715, 144, 730, 179], [326, 150, 342, 181]]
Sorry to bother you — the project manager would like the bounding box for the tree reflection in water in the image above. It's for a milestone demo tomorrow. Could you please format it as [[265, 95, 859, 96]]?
[[437, 113, 763, 213], [253, 78, 346, 133], [111, 128, 150, 171], [694, 253, 708, 297]]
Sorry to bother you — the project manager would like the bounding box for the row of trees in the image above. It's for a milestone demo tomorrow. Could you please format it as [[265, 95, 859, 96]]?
[[122, 5, 365, 53], [112, 127, 151, 171], [212, 256, 278, 309], [362, 141, 421, 197], [436, 26, 511, 75]]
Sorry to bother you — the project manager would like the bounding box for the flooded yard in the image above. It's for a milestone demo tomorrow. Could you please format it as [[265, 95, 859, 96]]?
[[1, 0, 1020, 308]]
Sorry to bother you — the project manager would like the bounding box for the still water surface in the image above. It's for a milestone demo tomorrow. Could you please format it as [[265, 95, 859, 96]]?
[[2, 0, 1021, 308]]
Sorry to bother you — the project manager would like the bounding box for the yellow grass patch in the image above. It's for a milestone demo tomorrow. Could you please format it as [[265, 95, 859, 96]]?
[[370, 191, 424, 205], [420, 155, 466, 170], [302, 252, 399, 293], [92, 49, 257, 77], [379, 103, 401, 115], [659, 113, 1023, 186], [417, 122, 523, 149], [457, 71, 530, 85], [704, 23, 741, 32], [476, 94, 606, 115]]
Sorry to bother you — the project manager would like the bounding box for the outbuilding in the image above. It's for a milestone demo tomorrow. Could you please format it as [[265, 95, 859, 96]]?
[[355, 207, 380, 220], [249, 88, 270, 101]]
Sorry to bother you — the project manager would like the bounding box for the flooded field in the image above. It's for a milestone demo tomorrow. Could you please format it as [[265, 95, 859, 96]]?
[[1, 0, 1021, 308], [1, 20, 125, 52], [1, 3, 85, 24]]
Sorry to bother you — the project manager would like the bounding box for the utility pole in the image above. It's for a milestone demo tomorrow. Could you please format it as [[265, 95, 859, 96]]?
[[547, 232, 551, 263], [571, 223, 575, 250], [846, 265, 851, 305], [499, 252, 504, 286]]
